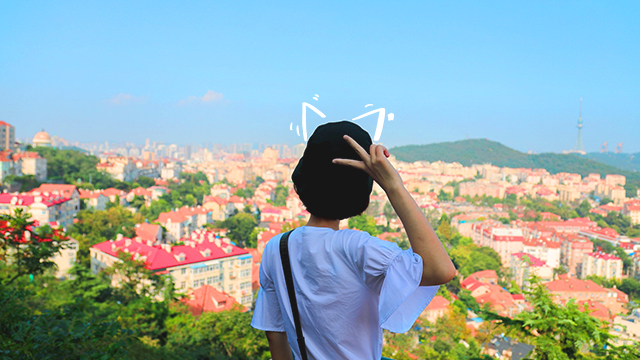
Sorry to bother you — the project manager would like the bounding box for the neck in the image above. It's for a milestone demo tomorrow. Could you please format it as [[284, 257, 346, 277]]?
[[306, 214, 340, 231]]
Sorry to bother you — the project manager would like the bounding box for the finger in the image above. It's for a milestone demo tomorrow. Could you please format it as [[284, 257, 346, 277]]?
[[375, 145, 385, 161], [370, 144, 377, 165], [343, 135, 370, 162], [332, 158, 371, 175]]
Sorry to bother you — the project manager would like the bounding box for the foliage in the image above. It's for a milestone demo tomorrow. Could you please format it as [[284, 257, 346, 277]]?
[[219, 212, 258, 248], [33, 146, 132, 190], [382, 307, 487, 360], [0, 209, 70, 285], [483, 277, 640, 359], [450, 242, 502, 278], [137, 172, 212, 221], [437, 214, 452, 241], [68, 206, 144, 266], [0, 284, 133, 360], [166, 306, 270, 360], [3, 174, 40, 192], [272, 184, 289, 207], [348, 214, 380, 236]]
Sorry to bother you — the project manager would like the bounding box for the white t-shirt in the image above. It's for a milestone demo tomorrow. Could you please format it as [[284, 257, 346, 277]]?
[[251, 226, 439, 360]]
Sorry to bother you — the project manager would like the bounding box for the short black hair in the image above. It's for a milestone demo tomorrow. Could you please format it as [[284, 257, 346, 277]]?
[[292, 121, 373, 220]]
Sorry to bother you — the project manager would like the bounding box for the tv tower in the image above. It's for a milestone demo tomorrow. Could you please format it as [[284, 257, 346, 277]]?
[[574, 98, 585, 154]]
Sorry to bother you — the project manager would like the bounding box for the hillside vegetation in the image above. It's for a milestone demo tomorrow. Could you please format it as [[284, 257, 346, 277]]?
[[586, 152, 640, 173], [391, 139, 640, 196]]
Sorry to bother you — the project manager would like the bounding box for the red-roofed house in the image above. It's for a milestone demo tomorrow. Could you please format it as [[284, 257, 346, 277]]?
[[0, 193, 76, 228], [420, 295, 450, 323], [31, 184, 80, 213], [545, 277, 627, 316], [79, 189, 108, 210], [623, 200, 640, 226], [157, 210, 193, 243], [581, 252, 623, 280], [475, 284, 520, 317], [578, 300, 611, 321], [559, 235, 593, 277], [135, 223, 163, 243], [510, 252, 553, 287], [182, 285, 245, 316], [177, 206, 213, 228], [203, 195, 228, 221], [463, 270, 498, 286], [522, 238, 561, 269], [101, 188, 126, 205], [12, 151, 47, 181], [90, 233, 254, 307]]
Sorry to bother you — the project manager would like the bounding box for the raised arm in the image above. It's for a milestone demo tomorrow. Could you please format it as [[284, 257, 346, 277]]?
[[333, 135, 456, 286]]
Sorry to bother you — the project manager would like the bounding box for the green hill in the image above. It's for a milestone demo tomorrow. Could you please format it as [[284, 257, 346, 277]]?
[[391, 139, 640, 197], [585, 152, 640, 173]]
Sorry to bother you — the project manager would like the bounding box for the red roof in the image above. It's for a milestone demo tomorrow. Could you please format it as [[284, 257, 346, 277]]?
[[577, 300, 610, 320], [101, 188, 125, 197], [512, 252, 547, 267], [545, 278, 607, 293], [181, 285, 245, 316], [586, 252, 621, 261], [31, 184, 78, 198], [135, 223, 161, 242], [424, 295, 450, 311], [157, 211, 189, 223], [91, 236, 249, 270], [0, 193, 71, 207]]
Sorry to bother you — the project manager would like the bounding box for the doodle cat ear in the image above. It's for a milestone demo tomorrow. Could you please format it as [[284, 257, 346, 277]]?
[[352, 107, 386, 142], [301, 102, 326, 142]]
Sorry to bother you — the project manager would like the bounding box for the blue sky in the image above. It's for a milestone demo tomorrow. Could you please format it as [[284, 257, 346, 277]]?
[[1, 1, 639, 153]]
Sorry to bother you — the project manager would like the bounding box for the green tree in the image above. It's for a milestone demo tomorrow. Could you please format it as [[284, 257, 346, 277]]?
[[437, 214, 452, 241], [273, 185, 289, 207], [69, 206, 144, 266], [0, 209, 70, 285], [222, 212, 258, 247], [348, 214, 379, 236], [166, 306, 270, 360], [484, 277, 640, 359]]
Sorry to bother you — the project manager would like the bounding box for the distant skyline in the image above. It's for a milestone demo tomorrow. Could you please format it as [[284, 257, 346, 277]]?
[[1, 1, 639, 153]]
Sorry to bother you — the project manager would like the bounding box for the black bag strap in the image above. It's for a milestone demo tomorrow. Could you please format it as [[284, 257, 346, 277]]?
[[279, 229, 309, 360]]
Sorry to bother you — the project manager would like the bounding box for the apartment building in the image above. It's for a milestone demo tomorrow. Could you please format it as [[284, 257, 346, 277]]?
[[90, 231, 254, 307], [581, 252, 623, 280]]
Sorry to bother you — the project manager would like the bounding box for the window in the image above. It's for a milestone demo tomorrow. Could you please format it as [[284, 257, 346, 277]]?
[[181, 268, 186, 275], [207, 276, 214, 284], [180, 281, 186, 288], [193, 279, 205, 288], [240, 269, 251, 278], [241, 296, 252, 303], [228, 285, 233, 291], [240, 281, 251, 290], [219, 274, 224, 281]]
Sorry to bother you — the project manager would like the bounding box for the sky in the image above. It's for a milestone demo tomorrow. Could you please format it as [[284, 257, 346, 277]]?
[[1, 1, 639, 153]]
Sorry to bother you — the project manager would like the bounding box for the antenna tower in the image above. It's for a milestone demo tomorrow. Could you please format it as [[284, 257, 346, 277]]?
[[574, 98, 584, 153]]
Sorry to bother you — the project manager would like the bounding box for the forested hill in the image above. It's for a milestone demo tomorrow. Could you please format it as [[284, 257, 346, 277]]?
[[391, 139, 640, 195], [586, 152, 640, 173]]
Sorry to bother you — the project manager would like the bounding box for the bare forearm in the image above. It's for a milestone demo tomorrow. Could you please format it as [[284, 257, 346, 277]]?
[[266, 331, 293, 360], [386, 184, 456, 286]]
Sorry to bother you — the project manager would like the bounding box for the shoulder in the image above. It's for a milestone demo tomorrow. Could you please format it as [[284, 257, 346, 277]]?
[[335, 229, 402, 262]]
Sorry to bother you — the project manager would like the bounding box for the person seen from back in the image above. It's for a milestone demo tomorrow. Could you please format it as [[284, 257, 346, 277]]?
[[251, 121, 457, 359]]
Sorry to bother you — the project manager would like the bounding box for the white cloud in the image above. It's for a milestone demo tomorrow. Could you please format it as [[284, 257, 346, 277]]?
[[178, 90, 224, 106], [107, 93, 147, 105]]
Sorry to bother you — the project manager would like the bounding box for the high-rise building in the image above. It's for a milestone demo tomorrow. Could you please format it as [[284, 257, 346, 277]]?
[[0, 121, 15, 150]]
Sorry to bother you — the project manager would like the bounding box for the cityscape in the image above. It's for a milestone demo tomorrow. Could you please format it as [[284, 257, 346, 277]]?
[[1, 120, 640, 359], [2, 2, 639, 359]]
